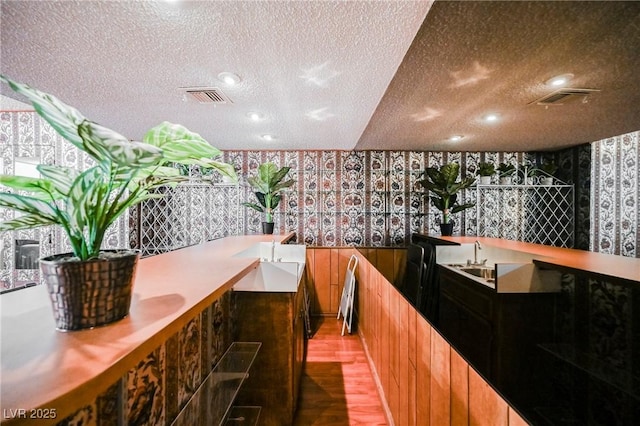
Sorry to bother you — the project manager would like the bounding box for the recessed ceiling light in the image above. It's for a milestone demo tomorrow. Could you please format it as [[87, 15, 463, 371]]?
[[247, 111, 264, 122], [218, 72, 241, 86], [262, 134, 276, 141], [483, 113, 500, 123], [546, 73, 574, 87], [449, 135, 464, 142]]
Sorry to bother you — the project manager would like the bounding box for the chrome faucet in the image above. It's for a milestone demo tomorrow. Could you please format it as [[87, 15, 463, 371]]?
[[270, 239, 275, 262], [467, 240, 487, 266], [474, 240, 481, 264]]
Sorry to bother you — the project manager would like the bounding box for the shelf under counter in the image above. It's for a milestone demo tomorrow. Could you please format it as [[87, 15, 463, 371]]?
[[0, 233, 295, 426], [171, 342, 261, 426]]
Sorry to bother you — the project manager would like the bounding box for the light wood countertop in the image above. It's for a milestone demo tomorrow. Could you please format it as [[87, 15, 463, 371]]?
[[416, 235, 639, 286], [0, 233, 295, 424]]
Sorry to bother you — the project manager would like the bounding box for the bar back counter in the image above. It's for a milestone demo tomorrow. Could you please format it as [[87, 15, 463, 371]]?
[[3, 234, 638, 425], [0, 234, 298, 426]]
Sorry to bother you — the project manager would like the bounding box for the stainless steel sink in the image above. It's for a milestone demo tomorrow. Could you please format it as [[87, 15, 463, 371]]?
[[459, 266, 495, 280], [445, 264, 496, 282]]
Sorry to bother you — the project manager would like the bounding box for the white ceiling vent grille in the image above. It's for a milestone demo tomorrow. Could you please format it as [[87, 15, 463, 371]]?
[[530, 88, 600, 106], [183, 87, 232, 104]]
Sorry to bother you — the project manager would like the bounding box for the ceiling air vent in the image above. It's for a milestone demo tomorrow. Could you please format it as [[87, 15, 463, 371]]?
[[182, 87, 232, 104], [530, 88, 600, 106]]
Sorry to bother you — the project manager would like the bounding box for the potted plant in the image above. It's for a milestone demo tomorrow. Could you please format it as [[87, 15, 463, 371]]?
[[497, 163, 516, 185], [417, 162, 476, 236], [476, 162, 495, 185], [539, 162, 558, 185], [242, 162, 294, 234], [0, 75, 237, 330]]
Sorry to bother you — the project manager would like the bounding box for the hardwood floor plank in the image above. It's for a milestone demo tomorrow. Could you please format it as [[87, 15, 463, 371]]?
[[294, 318, 388, 426]]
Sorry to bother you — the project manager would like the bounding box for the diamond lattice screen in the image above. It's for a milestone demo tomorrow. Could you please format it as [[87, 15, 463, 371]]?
[[475, 185, 574, 247], [135, 183, 241, 257]]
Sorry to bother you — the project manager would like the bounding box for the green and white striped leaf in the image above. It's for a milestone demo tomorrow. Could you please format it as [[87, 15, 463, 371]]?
[[66, 168, 105, 236], [0, 192, 58, 222], [0, 174, 55, 195], [78, 121, 163, 168], [155, 139, 222, 162], [0, 214, 56, 231], [36, 165, 77, 196], [0, 75, 85, 150]]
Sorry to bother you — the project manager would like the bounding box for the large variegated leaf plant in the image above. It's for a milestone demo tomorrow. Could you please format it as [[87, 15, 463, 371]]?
[[418, 162, 476, 224], [0, 75, 237, 260], [242, 162, 294, 223]]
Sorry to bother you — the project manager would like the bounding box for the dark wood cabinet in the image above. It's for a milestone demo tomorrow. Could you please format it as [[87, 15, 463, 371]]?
[[232, 271, 307, 426], [438, 265, 558, 416]]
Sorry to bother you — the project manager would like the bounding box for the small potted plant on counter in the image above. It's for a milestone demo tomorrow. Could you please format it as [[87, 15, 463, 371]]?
[[0, 75, 237, 331], [243, 162, 294, 234], [418, 162, 476, 236], [477, 162, 496, 185], [540, 162, 558, 185], [497, 163, 516, 185]]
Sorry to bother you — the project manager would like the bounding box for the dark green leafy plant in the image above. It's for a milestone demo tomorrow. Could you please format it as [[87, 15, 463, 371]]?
[[540, 162, 558, 176], [418, 162, 476, 224], [0, 75, 237, 261], [242, 162, 294, 223], [497, 163, 516, 176], [477, 162, 496, 177]]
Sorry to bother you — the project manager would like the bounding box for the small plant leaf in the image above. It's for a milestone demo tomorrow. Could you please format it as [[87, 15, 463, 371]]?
[[0, 75, 86, 150], [78, 121, 163, 168], [0, 214, 56, 231], [0, 192, 58, 222]]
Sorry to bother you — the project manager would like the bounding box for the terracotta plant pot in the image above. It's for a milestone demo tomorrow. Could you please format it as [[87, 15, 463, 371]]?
[[262, 222, 275, 234], [39, 250, 140, 331]]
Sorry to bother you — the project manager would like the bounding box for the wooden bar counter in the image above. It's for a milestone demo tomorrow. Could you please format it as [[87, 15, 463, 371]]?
[[0, 234, 294, 425], [414, 234, 640, 286]]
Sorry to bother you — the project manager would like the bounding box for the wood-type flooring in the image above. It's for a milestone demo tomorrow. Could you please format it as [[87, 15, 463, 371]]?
[[293, 317, 388, 426]]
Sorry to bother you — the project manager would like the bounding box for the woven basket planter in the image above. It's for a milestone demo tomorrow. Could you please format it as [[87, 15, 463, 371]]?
[[40, 250, 140, 331]]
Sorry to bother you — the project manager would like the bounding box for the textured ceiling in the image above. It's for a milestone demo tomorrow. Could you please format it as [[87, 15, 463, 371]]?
[[356, 1, 640, 152], [1, 1, 639, 153], [0, 0, 432, 151]]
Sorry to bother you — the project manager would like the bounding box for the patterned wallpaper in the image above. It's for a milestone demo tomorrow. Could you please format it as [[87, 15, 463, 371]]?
[[3, 111, 637, 288], [222, 150, 550, 246], [591, 131, 639, 258]]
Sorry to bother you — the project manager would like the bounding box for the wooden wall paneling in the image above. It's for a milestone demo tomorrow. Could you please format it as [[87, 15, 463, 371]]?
[[408, 303, 417, 368], [330, 284, 340, 315], [337, 248, 352, 293], [305, 248, 316, 317], [430, 329, 451, 425], [394, 248, 407, 286], [330, 248, 340, 313], [416, 315, 432, 426], [356, 252, 368, 337], [397, 294, 411, 426], [508, 408, 530, 426], [379, 272, 391, 401], [406, 301, 418, 426], [358, 259, 372, 345], [365, 247, 377, 267], [450, 349, 470, 426], [468, 367, 508, 426], [372, 269, 382, 371], [377, 248, 396, 284], [388, 286, 400, 423], [312, 248, 332, 314]]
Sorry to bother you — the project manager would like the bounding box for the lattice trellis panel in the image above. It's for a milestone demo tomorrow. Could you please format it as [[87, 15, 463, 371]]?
[[475, 184, 574, 247], [135, 183, 242, 257]]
